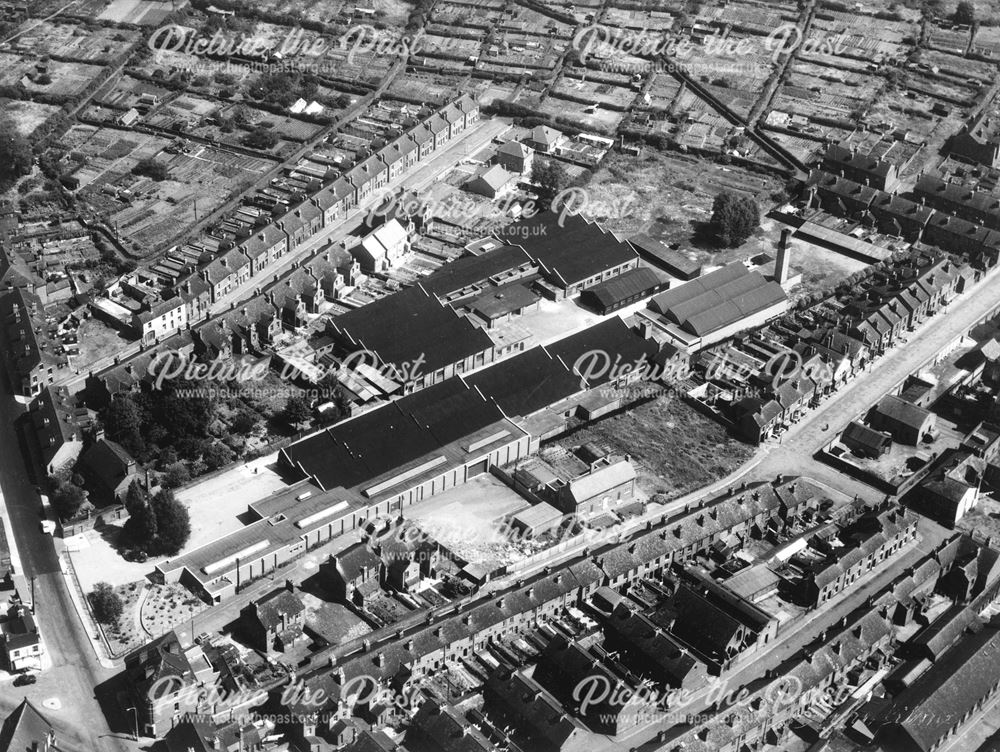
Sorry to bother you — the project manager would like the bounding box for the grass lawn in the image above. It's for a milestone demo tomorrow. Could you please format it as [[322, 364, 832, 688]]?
[[555, 394, 755, 499]]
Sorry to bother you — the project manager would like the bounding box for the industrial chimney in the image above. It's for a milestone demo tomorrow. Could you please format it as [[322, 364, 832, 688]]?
[[775, 228, 792, 285]]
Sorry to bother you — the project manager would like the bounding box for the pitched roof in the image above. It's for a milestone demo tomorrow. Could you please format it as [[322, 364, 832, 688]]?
[[329, 284, 494, 375], [530, 125, 562, 147], [842, 421, 892, 452], [419, 245, 534, 299], [567, 460, 636, 503], [0, 699, 52, 752], [465, 345, 584, 418], [254, 588, 305, 630], [874, 394, 932, 431], [885, 624, 1000, 752], [583, 266, 664, 308], [467, 164, 514, 193], [495, 213, 638, 289]]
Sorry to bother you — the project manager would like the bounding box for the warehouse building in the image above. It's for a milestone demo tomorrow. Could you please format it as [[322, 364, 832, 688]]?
[[646, 262, 788, 350], [155, 379, 530, 601], [580, 266, 668, 314], [496, 214, 639, 299]]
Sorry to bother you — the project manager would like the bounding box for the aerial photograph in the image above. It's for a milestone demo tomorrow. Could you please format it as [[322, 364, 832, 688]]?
[[4, 0, 1000, 750]]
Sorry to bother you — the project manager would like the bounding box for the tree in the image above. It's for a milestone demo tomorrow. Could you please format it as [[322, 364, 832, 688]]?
[[283, 395, 312, 426], [202, 441, 234, 471], [531, 160, 570, 212], [0, 116, 32, 187], [230, 410, 259, 435], [88, 582, 123, 624], [52, 481, 87, 520], [124, 500, 158, 548], [123, 480, 157, 547], [954, 1, 975, 25], [102, 394, 145, 455], [709, 191, 761, 247], [123, 479, 148, 512], [151, 489, 191, 555], [243, 126, 278, 150], [160, 461, 191, 489], [133, 157, 169, 181]]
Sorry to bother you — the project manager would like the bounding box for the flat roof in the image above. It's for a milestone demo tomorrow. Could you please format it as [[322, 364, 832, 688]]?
[[468, 283, 538, 320]]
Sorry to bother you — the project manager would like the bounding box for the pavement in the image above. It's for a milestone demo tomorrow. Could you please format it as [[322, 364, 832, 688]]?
[[748, 264, 1000, 491], [0, 370, 135, 752]]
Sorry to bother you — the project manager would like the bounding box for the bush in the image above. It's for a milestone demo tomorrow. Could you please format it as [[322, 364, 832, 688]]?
[[89, 583, 123, 624], [202, 441, 234, 471]]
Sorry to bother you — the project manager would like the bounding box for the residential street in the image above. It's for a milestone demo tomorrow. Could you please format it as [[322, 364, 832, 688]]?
[[207, 117, 512, 314], [750, 264, 1000, 488], [0, 370, 133, 752]]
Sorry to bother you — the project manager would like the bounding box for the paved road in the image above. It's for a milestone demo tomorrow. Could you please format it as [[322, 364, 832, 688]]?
[[0, 374, 133, 752], [749, 266, 1000, 488]]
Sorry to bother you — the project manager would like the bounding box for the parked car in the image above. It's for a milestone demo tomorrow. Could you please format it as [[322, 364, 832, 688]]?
[[39, 520, 55, 536], [13, 673, 37, 686], [124, 550, 148, 563]]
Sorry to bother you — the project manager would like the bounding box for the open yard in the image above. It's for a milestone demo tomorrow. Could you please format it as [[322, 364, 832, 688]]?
[[784, 235, 869, 299], [405, 474, 535, 571], [555, 394, 756, 498]]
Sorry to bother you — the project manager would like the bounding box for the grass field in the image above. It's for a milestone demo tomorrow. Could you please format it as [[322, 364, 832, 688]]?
[[555, 394, 755, 499]]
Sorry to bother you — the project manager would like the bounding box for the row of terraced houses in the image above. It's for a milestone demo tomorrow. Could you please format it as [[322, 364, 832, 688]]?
[[161, 95, 480, 326]]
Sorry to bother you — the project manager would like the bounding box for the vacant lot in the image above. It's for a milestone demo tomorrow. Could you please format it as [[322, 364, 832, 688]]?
[[0, 53, 105, 97], [584, 150, 784, 267], [0, 99, 62, 137], [556, 395, 755, 498]]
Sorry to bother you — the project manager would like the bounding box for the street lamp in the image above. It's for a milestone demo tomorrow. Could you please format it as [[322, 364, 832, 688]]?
[[126, 706, 138, 741]]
